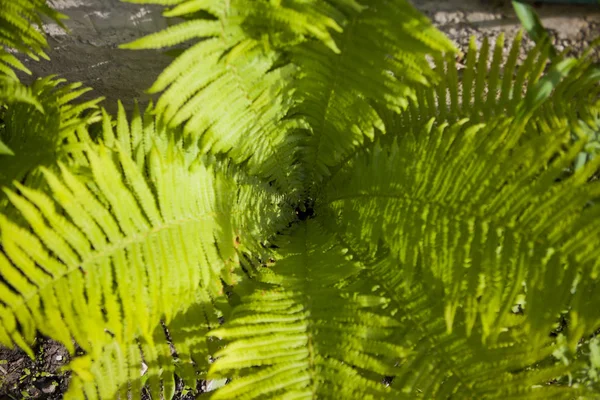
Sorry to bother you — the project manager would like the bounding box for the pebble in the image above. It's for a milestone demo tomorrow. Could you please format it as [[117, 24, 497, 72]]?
[[42, 384, 57, 394], [414, 1, 600, 61], [55, 355, 63, 361]]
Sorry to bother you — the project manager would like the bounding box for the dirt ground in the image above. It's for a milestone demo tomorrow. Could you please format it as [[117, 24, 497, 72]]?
[[0, 338, 70, 400], [2, 0, 600, 399], [417, 0, 600, 55]]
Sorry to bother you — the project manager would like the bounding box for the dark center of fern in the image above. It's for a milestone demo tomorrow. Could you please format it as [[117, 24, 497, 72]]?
[[295, 198, 315, 221]]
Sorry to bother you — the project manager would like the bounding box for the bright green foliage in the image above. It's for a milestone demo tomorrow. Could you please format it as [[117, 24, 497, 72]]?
[[1, 1, 600, 399], [0, 103, 291, 393], [209, 221, 406, 399], [320, 115, 600, 342], [120, 0, 454, 192], [0, 0, 65, 62], [0, 0, 69, 154]]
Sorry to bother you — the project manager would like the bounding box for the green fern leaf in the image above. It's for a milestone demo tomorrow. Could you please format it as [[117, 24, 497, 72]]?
[[64, 292, 222, 399], [0, 0, 66, 64], [209, 221, 408, 399], [292, 0, 455, 186], [0, 75, 43, 112], [320, 115, 600, 347], [0, 76, 103, 189], [0, 105, 291, 398], [344, 268, 589, 398], [122, 0, 454, 194]]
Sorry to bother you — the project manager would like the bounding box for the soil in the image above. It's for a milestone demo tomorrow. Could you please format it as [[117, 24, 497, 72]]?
[[0, 338, 70, 400], [0, 337, 206, 399], [2, 0, 600, 399], [416, 0, 600, 58]]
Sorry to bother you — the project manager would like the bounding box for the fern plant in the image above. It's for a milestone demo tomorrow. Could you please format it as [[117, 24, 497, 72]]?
[[1, 0, 600, 398]]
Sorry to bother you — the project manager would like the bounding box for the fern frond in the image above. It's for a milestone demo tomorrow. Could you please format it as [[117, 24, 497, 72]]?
[[346, 267, 591, 399], [0, 49, 30, 78], [319, 116, 600, 347], [291, 0, 455, 186], [0, 0, 70, 156], [208, 221, 408, 399], [0, 0, 66, 63], [123, 0, 453, 193], [395, 32, 600, 135], [0, 105, 290, 398], [121, 0, 345, 191], [65, 292, 222, 400], [392, 32, 549, 128], [0, 75, 43, 112], [0, 76, 103, 188]]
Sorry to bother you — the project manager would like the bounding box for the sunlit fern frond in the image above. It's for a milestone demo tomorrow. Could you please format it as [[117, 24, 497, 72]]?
[[208, 221, 409, 399], [290, 0, 455, 187], [0, 0, 66, 63], [0, 105, 291, 399], [0, 0, 85, 160], [121, 0, 454, 194], [392, 32, 550, 128], [0, 49, 30, 79], [65, 291, 222, 400], [0, 74, 43, 114], [392, 32, 600, 138], [319, 115, 600, 348], [120, 0, 345, 191], [419, 34, 600, 182], [99, 101, 296, 258]]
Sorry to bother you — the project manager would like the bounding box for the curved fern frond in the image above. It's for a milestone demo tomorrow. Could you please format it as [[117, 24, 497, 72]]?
[[0, 50, 30, 78], [0, 105, 290, 399], [65, 292, 222, 400], [292, 0, 455, 186], [0, 76, 103, 189], [0, 75, 43, 112], [391, 32, 547, 129], [319, 117, 600, 347], [394, 32, 599, 135], [120, 0, 344, 191], [0, 0, 66, 63], [383, 31, 600, 188], [209, 221, 407, 399], [122, 0, 454, 193], [0, 0, 71, 156], [347, 268, 590, 399]]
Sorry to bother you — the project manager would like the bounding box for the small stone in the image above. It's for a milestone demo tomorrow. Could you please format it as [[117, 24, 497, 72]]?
[[26, 386, 42, 398], [449, 13, 462, 24], [55, 355, 63, 361], [465, 12, 493, 24], [434, 12, 449, 24], [42, 384, 57, 394]]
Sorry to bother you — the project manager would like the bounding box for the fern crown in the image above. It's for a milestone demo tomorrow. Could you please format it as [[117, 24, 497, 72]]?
[[0, 0, 600, 399]]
